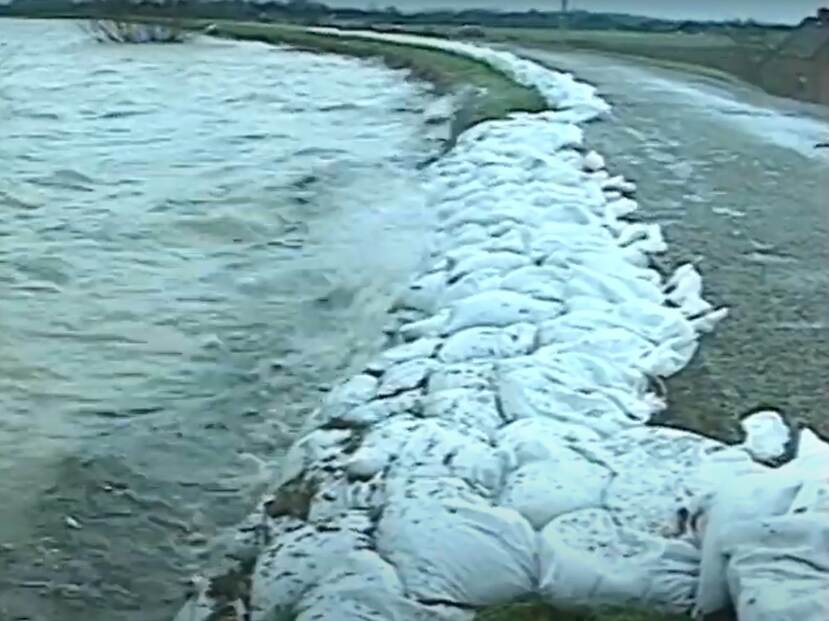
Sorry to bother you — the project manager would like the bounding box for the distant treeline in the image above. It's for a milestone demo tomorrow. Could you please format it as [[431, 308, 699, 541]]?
[[0, 0, 795, 33]]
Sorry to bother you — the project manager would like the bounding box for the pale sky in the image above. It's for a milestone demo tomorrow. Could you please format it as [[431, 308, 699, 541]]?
[[327, 1, 826, 25]]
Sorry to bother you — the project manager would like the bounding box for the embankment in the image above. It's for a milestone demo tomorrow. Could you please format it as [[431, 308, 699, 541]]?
[[165, 27, 829, 621]]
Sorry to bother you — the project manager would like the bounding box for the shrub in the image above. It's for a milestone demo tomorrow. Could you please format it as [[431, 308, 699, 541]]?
[[83, 20, 187, 44]]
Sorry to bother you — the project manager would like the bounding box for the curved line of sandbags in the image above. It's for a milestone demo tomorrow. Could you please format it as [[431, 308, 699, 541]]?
[[175, 32, 829, 621]]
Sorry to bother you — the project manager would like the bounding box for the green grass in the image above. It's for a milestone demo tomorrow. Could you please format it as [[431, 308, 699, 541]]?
[[376, 23, 796, 97], [476, 601, 691, 621], [186, 20, 546, 132]]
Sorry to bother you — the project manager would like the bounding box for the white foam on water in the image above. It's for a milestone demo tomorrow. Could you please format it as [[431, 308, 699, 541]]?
[[177, 30, 829, 621]]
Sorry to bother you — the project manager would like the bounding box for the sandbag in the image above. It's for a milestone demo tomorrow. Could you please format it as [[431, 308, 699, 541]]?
[[537, 508, 699, 612], [376, 493, 537, 606]]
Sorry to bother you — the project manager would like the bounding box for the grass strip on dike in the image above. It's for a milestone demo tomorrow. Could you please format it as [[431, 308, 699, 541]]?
[[185, 20, 546, 134], [127, 17, 697, 621]]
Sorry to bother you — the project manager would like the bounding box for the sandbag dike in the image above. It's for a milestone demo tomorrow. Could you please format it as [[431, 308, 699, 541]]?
[[174, 32, 829, 621]]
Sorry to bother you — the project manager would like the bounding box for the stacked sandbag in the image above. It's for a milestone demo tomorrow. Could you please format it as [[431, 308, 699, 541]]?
[[690, 415, 829, 621], [176, 32, 826, 621]]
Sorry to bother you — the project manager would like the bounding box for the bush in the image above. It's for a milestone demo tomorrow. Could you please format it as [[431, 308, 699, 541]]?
[[83, 20, 187, 43]]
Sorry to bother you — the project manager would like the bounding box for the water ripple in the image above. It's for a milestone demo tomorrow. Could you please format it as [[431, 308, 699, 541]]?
[[0, 18, 441, 621]]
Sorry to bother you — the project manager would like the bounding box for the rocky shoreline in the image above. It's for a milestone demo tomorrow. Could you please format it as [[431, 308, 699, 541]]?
[[174, 33, 829, 621]]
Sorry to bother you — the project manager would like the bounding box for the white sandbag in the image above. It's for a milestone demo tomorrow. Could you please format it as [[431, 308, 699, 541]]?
[[278, 428, 352, 487], [376, 496, 537, 606], [391, 419, 503, 491], [323, 374, 379, 410], [334, 390, 423, 428], [605, 196, 639, 219], [423, 388, 504, 439], [294, 551, 440, 621], [397, 271, 447, 313], [690, 428, 829, 620], [538, 310, 695, 378], [538, 322, 655, 361], [441, 205, 536, 232], [691, 471, 807, 616], [367, 338, 441, 374], [499, 351, 661, 421], [307, 476, 388, 522], [443, 268, 504, 304], [530, 349, 649, 394], [438, 323, 537, 363], [296, 551, 473, 621], [601, 427, 739, 538], [565, 249, 662, 284], [737, 409, 795, 464], [496, 363, 644, 435], [636, 337, 699, 377], [603, 189, 623, 204], [250, 513, 375, 620], [499, 455, 612, 528], [570, 266, 664, 305], [545, 301, 696, 346], [527, 199, 602, 227], [399, 309, 450, 341], [664, 263, 711, 317], [530, 222, 614, 257], [495, 417, 605, 468], [722, 512, 829, 621], [690, 306, 729, 334], [538, 508, 700, 612], [444, 226, 528, 256], [616, 223, 668, 254], [582, 150, 606, 172], [500, 265, 569, 301], [449, 251, 530, 281], [377, 358, 438, 397], [427, 360, 495, 393], [354, 417, 501, 492], [601, 175, 636, 194], [444, 290, 563, 334], [438, 222, 488, 248]]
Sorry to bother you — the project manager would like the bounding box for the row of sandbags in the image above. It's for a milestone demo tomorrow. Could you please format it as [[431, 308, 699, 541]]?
[[174, 33, 829, 621]]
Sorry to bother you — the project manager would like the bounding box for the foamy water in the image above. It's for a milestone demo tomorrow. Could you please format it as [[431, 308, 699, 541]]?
[[0, 19, 443, 620]]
